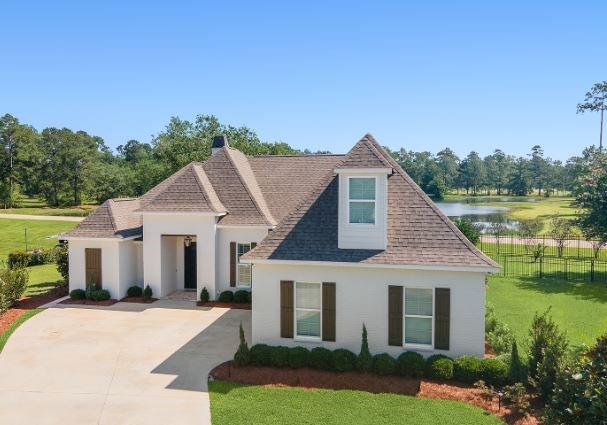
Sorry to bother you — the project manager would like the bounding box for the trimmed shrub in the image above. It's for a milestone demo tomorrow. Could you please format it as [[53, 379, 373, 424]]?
[[233, 323, 250, 366], [126, 286, 143, 297], [69, 289, 86, 300], [397, 351, 425, 377], [331, 349, 357, 372], [508, 340, 527, 384], [373, 353, 397, 375], [218, 290, 234, 303], [425, 354, 450, 376], [55, 244, 69, 282], [269, 346, 290, 368], [288, 346, 309, 368], [233, 290, 250, 303], [0, 266, 29, 313], [480, 358, 508, 386], [356, 324, 373, 372], [143, 285, 153, 300], [249, 344, 272, 366], [90, 289, 110, 301], [200, 287, 209, 303], [8, 248, 56, 269], [7, 250, 29, 269], [309, 347, 332, 370], [453, 356, 482, 383], [427, 358, 454, 380]]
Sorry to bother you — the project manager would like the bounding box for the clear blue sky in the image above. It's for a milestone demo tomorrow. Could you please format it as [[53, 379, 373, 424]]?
[[2, 1, 605, 160]]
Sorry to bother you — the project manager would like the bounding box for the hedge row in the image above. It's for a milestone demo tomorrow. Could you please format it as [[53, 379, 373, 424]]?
[[242, 344, 508, 385], [8, 248, 57, 269], [218, 290, 251, 303]]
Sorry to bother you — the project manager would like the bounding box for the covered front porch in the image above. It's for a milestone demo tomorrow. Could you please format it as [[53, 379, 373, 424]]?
[[159, 235, 198, 296]]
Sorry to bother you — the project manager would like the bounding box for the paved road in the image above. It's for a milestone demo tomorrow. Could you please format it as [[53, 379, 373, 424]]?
[[0, 300, 250, 425], [0, 213, 84, 222]]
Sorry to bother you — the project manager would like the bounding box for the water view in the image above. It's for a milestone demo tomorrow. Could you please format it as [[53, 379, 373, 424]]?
[[435, 199, 519, 232]]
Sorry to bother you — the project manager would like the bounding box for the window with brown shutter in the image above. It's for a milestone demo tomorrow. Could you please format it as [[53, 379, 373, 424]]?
[[434, 288, 451, 350], [229, 242, 236, 287], [85, 248, 102, 289], [280, 280, 294, 338], [388, 285, 403, 346], [322, 282, 336, 342]]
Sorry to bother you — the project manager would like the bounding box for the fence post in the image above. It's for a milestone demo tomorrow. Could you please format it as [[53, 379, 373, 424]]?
[[539, 256, 543, 278], [565, 258, 568, 281], [591, 260, 595, 282]]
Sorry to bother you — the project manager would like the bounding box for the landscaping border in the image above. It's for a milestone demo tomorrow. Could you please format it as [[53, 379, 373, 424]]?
[[0, 288, 67, 335], [59, 298, 118, 306], [0, 308, 44, 353], [197, 301, 251, 310]]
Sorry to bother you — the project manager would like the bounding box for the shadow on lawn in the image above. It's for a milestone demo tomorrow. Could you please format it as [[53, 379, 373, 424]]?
[[513, 276, 607, 304]]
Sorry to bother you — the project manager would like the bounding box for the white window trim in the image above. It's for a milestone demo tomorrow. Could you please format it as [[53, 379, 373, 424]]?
[[294, 281, 322, 342], [403, 287, 434, 350], [346, 176, 377, 226], [236, 243, 252, 288]]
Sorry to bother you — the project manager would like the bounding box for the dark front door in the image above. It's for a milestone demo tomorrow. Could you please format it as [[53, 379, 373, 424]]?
[[184, 242, 197, 290]]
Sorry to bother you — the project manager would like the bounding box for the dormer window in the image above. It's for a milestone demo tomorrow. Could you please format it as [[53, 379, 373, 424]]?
[[348, 177, 376, 224]]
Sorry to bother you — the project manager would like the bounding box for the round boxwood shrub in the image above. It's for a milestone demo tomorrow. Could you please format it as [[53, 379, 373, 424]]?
[[479, 358, 509, 386], [200, 287, 209, 303], [90, 289, 111, 302], [127, 285, 143, 297], [397, 351, 425, 377], [249, 344, 272, 366], [218, 290, 234, 302], [288, 346, 309, 368], [309, 347, 332, 370], [143, 285, 153, 299], [331, 349, 357, 372], [69, 289, 86, 300], [269, 346, 290, 368], [233, 290, 250, 303], [427, 358, 454, 380], [453, 356, 482, 383], [373, 353, 397, 375]]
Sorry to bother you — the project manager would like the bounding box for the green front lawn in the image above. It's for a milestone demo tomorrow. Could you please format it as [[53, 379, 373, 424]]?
[[209, 381, 502, 425], [487, 276, 607, 351], [25, 264, 63, 296], [0, 218, 76, 259]]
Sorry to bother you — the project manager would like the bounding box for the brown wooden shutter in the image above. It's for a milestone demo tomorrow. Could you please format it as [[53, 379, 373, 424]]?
[[388, 285, 403, 346], [434, 288, 451, 350], [322, 282, 336, 342], [85, 248, 102, 289], [229, 242, 236, 287], [280, 280, 294, 338]]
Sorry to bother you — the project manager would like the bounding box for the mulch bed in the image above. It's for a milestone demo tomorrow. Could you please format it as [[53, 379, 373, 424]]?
[[119, 296, 158, 304], [197, 301, 251, 310], [59, 298, 118, 306], [210, 362, 538, 425], [0, 287, 68, 334]]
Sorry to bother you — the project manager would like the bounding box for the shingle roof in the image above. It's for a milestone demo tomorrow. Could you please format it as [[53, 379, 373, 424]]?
[[61, 198, 142, 239], [242, 134, 499, 269]]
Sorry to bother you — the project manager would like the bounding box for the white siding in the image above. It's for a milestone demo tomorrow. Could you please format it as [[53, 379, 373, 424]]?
[[215, 227, 269, 296], [338, 173, 387, 250], [117, 240, 140, 297], [68, 239, 120, 297], [252, 263, 487, 358]]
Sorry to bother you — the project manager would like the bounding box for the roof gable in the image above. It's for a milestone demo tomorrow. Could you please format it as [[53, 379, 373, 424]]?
[[335, 133, 393, 170]]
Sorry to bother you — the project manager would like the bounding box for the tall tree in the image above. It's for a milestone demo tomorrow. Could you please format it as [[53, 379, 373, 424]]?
[[528, 145, 547, 195], [459, 151, 485, 195], [508, 157, 531, 196], [574, 149, 607, 247], [577, 81, 607, 150], [436, 148, 459, 190]]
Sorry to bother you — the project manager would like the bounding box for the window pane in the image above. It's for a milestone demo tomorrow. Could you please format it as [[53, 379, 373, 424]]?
[[296, 310, 320, 337], [296, 282, 320, 309], [349, 178, 375, 200], [349, 201, 375, 224], [405, 317, 432, 345], [405, 288, 433, 316], [238, 264, 251, 286], [238, 243, 251, 257]]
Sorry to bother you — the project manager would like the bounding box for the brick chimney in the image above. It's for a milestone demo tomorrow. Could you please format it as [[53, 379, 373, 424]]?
[[212, 135, 229, 156]]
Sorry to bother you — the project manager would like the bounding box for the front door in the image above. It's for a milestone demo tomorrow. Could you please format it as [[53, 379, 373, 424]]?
[[184, 242, 197, 290]]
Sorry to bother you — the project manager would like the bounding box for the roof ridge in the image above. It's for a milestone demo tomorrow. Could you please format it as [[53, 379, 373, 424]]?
[[365, 137, 499, 268], [224, 148, 276, 226], [247, 154, 345, 158], [191, 164, 225, 212], [105, 199, 119, 233]]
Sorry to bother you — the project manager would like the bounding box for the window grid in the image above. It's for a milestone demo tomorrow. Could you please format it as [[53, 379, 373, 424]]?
[[294, 282, 322, 340], [348, 177, 376, 224], [236, 243, 252, 287], [404, 288, 434, 348]]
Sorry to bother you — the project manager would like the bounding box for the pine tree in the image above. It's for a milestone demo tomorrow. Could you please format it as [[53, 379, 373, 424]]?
[[508, 340, 527, 383], [233, 322, 250, 366], [356, 324, 373, 372]]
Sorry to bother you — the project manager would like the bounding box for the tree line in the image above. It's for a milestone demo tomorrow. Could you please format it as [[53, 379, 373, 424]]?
[[0, 112, 600, 208]]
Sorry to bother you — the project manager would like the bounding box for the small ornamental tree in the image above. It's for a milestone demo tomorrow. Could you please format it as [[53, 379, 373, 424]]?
[[143, 285, 153, 300], [200, 287, 209, 303], [452, 217, 481, 245], [508, 340, 527, 384], [550, 216, 574, 258], [356, 324, 373, 372], [233, 322, 250, 366], [55, 244, 69, 283]]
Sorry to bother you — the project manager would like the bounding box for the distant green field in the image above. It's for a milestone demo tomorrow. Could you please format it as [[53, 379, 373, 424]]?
[[0, 207, 92, 217], [0, 218, 76, 259]]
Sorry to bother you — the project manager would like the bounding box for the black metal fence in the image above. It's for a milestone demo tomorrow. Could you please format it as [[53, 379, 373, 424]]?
[[479, 235, 607, 260]]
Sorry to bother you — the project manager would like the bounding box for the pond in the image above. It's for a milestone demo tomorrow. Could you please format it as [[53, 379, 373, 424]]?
[[434, 200, 519, 232]]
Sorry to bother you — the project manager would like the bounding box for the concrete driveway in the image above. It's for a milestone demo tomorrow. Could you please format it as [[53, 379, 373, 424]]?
[[0, 300, 251, 425]]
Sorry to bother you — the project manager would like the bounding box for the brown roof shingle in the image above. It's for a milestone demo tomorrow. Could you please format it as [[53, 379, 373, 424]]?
[[61, 198, 142, 239]]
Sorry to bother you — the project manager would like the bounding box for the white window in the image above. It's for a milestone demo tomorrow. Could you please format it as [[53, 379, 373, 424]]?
[[348, 177, 376, 224], [237, 243, 252, 287], [404, 288, 433, 347], [295, 282, 321, 339]]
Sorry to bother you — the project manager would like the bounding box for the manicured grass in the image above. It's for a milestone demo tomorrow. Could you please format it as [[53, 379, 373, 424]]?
[[0, 309, 44, 353], [0, 218, 76, 259], [25, 264, 62, 296], [0, 206, 92, 217], [209, 380, 502, 425], [487, 276, 607, 352]]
